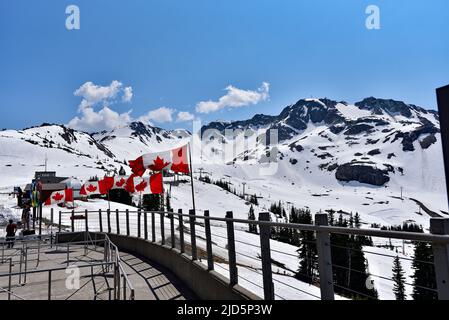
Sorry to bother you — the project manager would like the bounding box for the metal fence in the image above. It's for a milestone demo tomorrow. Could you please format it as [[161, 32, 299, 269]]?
[[0, 233, 134, 300], [55, 208, 449, 300]]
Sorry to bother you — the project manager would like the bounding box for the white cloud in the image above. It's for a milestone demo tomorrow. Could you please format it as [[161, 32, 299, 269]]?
[[122, 86, 133, 103], [196, 82, 270, 114], [67, 106, 132, 132], [138, 107, 175, 124], [176, 111, 195, 122], [74, 80, 133, 110]]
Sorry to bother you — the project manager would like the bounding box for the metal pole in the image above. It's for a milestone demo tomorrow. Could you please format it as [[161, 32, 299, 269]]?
[[189, 209, 197, 260], [67, 243, 70, 267], [430, 218, 449, 300], [188, 142, 196, 213], [178, 209, 185, 253], [99, 209, 103, 233], [107, 209, 111, 234], [315, 213, 335, 300], [151, 212, 155, 242], [50, 208, 54, 224], [8, 259, 12, 300], [85, 209, 89, 232], [39, 204, 43, 236], [144, 211, 148, 240], [24, 246, 28, 284], [226, 211, 238, 286], [204, 210, 214, 271], [137, 209, 141, 238], [71, 210, 75, 232], [58, 211, 62, 233], [126, 209, 130, 236], [259, 212, 275, 300], [170, 209, 175, 249], [160, 212, 165, 245], [116, 209, 120, 234], [48, 270, 52, 300]]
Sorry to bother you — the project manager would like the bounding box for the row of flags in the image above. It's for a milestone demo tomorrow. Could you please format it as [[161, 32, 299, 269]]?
[[44, 143, 191, 206]]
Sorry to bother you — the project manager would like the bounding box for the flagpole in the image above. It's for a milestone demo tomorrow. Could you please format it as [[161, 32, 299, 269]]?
[[188, 142, 196, 213]]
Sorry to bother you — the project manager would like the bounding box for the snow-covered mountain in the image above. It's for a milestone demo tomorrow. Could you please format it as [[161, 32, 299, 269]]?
[[0, 97, 447, 229]]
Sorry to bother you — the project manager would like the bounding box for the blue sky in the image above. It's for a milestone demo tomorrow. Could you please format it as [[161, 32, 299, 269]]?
[[1, 0, 448, 131]]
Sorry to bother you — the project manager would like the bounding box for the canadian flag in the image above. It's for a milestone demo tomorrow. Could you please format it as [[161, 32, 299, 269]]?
[[125, 173, 163, 194], [80, 180, 110, 196], [128, 144, 189, 176], [111, 176, 129, 190], [45, 189, 73, 206]]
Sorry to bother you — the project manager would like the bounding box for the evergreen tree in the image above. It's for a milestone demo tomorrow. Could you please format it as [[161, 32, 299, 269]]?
[[296, 209, 317, 283], [165, 192, 172, 212], [392, 256, 406, 300], [248, 205, 257, 234], [411, 241, 437, 300], [142, 194, 162, 211], [109, 189, 133, 206]]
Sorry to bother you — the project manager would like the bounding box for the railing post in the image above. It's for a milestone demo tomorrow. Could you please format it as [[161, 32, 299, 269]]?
[[85, 209, 89, 232], [71, 210, 75, 232], [259, 212, 275, 300], [189, 209, 197, 260], [430, 218, 449, 300], [50, 208, 54, 224], [160, 212, 165, 245], [58, 211, 62, 232], [178, 209, 185, 253], [151, 212, 156, 242], [48, 270, 52, 300], [99, 209, 103, 233], [226, 211, 238, 286], [137, 209, 141, 238], [107, 209, 111, 234], [116, 209, 120, 234], [144, 211, 148, 240], [204, 210, 214, 271], [126, 209, 130, 236], [170, 209, 175, 249], [315, 213, 335, 300]]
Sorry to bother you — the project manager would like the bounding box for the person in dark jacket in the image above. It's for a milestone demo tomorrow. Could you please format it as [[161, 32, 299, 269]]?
[[5, 220, 18, 248]]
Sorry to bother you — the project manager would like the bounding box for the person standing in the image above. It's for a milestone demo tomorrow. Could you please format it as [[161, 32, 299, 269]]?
[[5, 220, 18, 248], [21, 204, 31, 230]]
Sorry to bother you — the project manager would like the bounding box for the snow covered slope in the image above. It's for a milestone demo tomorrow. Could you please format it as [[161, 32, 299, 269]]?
[[0, 97, 447, 229]]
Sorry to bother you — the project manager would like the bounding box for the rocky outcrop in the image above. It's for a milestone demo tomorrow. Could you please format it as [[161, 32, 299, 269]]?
[[335, 162, 390, 186]]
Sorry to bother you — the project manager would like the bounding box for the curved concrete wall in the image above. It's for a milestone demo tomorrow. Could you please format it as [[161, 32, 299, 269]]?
[[103, 233, 261, 300]]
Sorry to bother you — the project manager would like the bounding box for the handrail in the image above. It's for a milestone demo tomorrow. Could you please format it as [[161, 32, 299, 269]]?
[[59, 209, 449, 244]]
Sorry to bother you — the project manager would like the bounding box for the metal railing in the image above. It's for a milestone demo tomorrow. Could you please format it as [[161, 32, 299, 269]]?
[[0, 233, 134, 300], [57, 208, 449, 300]]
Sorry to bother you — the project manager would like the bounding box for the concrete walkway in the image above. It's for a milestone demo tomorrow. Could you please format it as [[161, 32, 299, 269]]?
[[0, 241, 195, 300]]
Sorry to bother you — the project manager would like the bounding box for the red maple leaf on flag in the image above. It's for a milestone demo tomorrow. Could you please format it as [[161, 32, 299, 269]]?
[[135, 180, 148, 192], [148, 156, 170, 171], [52, 192, 64, 201], [116, 178, 126, 187], [86, 184, 98, 193]]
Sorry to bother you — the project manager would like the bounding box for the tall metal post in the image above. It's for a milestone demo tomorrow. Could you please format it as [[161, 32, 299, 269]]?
[[315, 213, 335, 300], [137, 209, 141, 238], [115, 209, 120, 234], [126, 209, 130, 236], [160, 212, 165, 245], [107, 209, 111, 234], [189, 209, 197, 260], [204, 210, 214, 271], [226, 211, 238, 286], [170, 209, 175, 248], [259, 212, 275, 300], [99, 209, 103, 233], [151, 212, 156, 242], [178, 209, 185, 253], [144, 211, 148, 240], [430, 218, 449, 300]]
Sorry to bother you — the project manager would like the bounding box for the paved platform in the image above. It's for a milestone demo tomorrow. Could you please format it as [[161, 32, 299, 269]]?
[[0, 240, 195, 300]]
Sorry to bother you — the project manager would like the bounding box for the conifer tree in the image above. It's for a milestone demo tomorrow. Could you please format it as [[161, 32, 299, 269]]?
[[412, 241, 437, 300], [392, 256, 406, 300]]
